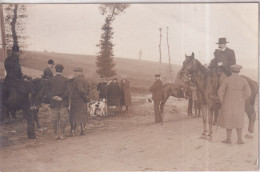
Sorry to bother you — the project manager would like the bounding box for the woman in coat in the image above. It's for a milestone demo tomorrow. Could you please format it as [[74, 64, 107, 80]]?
[[120, 76, 132, 112], [69, 67, 89, 136], [218, 65, 251, 144]]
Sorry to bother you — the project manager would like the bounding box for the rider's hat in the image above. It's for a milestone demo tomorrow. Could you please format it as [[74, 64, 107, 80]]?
[[216, 38, 229, 44]]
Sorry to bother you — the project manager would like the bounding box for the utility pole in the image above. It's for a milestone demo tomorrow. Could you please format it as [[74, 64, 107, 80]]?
[[158, 28, 162, 73], [166, 27, 172, 82], [0, 4, 7, 62]]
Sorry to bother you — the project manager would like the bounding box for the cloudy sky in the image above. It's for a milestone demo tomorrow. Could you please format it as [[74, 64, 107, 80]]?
[[2, 3, 259, 68]]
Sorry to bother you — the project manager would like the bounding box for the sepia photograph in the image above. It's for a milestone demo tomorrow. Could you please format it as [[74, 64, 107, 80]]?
[[0, 1, 259, 171]]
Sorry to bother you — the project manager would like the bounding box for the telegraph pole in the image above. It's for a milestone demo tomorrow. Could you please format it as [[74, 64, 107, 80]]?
[[0, 4, 7, 62], [158, 28, 162, 73], [166, 27, 172, 82]]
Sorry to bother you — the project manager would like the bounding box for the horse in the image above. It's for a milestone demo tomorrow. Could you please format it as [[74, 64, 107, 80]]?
[[160, 83, 187, 114], [1, 77, 49, 139], [179, 52, 258, 139], [160, 74, 202, 116]]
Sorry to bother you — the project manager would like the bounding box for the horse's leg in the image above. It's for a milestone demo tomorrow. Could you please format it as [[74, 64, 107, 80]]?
[[11, 110, 16, 119], [187, 98, 192, 116], [25, 109, 36, 139], [34, 108, 41, 129], [208, 109, 213, 138], [245, 105, 256, 138], [200, 105, 208, 137], [160, 94, 170, 114], [213, 109, 219, 125]]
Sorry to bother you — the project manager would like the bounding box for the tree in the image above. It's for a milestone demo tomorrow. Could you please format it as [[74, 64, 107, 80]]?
[[4, 4, 28, 55], [96, 4, 129, 78]]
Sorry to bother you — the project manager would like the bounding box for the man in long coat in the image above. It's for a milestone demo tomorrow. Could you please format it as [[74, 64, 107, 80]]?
[[208, 38, 236, 76], [43, 59, 55, 79], [97, 75, 107, 99], [120, 76, 132, 112], [69, 67, 89, 136], [150, 74, 163, 123], [47, 64, 69, 139], [107, 78, 121, 107], [218, 65, 251, 144]]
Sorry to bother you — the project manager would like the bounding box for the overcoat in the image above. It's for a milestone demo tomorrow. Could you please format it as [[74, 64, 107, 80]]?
[[43, 67, 54, 79], [208, 47, 236, 76], [217, 73, 251, 129], [121, 79, 132, 106], [149, 79, 163, 101], [69, 74, 89, 124], [107, 81, 121, 106]]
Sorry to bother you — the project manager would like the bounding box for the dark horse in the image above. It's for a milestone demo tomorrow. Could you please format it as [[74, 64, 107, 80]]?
[[179, 52, 258, 138], [1, 77, 49, 139]]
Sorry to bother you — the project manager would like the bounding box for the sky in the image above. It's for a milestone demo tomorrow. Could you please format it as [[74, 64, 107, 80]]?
[[1, 3, 259, 68]]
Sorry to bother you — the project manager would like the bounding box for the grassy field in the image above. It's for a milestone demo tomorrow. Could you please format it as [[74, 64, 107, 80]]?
[[0, 49, 257, 89]]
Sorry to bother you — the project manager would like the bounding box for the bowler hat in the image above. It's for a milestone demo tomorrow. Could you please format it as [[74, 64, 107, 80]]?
[[55, 64, 64, 72], [155, 74, 161, 77], [216, 38, 229, 44], [230, 64, 242, 72], [73, 67, 83, 72]]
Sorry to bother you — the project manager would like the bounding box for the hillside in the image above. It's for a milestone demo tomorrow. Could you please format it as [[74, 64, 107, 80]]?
[[0, 50, 182, 88], [0, 50, 258, 87]]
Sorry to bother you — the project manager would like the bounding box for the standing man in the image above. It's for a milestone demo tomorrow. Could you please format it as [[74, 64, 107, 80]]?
[[120, 75, 132, 113], [218, 65, 251, 144], [69, 67, 89, 136], [43, 59, 55, 79], [149, 74, 163, 123], [47, 64, 69, 140], [97, 75, 107, 100], [208, 38, 236, 76]]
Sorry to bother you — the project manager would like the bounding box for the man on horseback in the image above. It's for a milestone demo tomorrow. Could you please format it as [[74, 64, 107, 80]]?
[[208, 38, 236, 77], [4, 45, 23, 84]]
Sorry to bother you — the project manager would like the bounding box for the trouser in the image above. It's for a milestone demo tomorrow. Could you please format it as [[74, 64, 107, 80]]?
[[50, 106, 69, 136], [154, 100, 163, 123], [226, 128, 243, 140]]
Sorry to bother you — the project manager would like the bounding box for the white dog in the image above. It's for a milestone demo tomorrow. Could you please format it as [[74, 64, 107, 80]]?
[[88, 99, 107, 117]]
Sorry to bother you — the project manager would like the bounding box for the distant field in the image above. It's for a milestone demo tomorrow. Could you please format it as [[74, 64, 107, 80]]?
[[0, 50, 257, 89], [0, 50, 182, 89]]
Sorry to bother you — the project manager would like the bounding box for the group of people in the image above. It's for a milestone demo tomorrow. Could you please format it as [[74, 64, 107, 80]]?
[[97, 75, 132, 113], [42, 60, 132, 139], [149, 38, 252, 144], [2, 37, 253, 144]]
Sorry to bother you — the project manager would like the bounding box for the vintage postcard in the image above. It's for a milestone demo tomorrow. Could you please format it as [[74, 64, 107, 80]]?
[[0, 1, 258, 171]]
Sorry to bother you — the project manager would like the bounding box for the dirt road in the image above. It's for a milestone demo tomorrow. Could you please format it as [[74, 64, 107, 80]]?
[[0, 96, 258, 171]]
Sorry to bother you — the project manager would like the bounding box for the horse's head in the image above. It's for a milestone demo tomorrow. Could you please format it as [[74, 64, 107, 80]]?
[[179, 52, 199, 82]]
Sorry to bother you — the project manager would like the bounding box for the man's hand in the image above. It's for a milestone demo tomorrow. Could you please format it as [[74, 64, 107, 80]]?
[[52, 96, 63, 102]]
